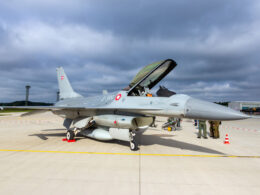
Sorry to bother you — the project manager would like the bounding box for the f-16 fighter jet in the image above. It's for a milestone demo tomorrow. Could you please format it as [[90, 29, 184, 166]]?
[[3, 59, 250, 150]]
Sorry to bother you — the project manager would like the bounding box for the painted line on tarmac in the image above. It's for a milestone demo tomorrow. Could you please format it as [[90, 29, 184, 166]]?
[[0, 149, 259, 158], [223, 125, 259, 133]]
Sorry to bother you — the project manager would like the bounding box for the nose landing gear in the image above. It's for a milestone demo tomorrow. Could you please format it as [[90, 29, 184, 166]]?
[[129, 131, 138, 151]]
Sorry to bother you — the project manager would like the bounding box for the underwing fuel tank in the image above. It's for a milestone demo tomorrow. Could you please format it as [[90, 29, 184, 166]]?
[[81, 127, 130, 141], [93, 115, 153, 130], [81, 128, 113, 141], [184, 97, 250, 121]]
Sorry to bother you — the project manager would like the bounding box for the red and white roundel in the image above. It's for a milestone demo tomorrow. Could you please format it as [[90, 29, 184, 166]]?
[[115, 94, 122, 101]]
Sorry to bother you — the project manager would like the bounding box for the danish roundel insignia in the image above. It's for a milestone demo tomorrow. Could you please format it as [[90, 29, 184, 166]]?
[[115, 94, 122, 101]]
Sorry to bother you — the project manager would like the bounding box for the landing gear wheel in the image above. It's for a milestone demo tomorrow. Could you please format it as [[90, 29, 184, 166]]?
[[130, 140, 137, 151], [66, 130, 75, 140]]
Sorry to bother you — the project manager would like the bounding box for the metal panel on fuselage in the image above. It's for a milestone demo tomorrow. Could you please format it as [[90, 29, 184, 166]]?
[[52, 91, 189, 119]]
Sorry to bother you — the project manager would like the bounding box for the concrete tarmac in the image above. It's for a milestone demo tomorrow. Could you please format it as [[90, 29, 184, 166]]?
[[0, 112, 259, 195]]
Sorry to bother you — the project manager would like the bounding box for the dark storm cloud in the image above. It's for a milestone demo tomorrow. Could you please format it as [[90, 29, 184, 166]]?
[[0, 0, 259, 102]]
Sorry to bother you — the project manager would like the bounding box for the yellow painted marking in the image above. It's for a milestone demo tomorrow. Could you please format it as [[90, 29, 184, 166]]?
[[0, 149, 259, 158]]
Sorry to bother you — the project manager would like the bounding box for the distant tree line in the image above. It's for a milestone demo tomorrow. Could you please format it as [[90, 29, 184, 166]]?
[[214, 102, 229, 107], [0, 101, 53, 106]]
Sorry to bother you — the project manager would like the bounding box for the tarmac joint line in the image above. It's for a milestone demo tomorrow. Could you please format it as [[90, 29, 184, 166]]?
[[0, 149, 260, 158]]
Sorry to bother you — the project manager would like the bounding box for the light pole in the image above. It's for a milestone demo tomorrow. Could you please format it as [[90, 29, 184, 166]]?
[[25, 85, 31, 106]]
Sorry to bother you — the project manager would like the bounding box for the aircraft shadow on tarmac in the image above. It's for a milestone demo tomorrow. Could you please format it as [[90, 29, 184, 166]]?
[[29, 128, 86, 141], [136, 133, 224, 154], [29, 128, 224, 155]]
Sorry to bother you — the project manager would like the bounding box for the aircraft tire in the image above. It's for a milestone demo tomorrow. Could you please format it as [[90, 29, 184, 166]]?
[[66, 130, 75, 140], [130, 140, 138, 151]]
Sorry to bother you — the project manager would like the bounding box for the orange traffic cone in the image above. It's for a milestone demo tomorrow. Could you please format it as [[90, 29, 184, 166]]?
[[224, 134, 230, 144]]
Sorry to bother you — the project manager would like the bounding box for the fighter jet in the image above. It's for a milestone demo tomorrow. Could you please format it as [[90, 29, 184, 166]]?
[[2, 59, 250, 150]]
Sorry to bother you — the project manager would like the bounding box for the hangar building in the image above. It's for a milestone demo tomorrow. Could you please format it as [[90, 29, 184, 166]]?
[[228, 101, 260, 111]]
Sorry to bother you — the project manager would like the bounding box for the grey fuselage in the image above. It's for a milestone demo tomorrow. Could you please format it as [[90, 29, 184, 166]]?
[[53, 91, 249, 121]]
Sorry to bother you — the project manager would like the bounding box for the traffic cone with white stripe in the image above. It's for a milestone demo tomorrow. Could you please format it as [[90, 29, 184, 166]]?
[[224, 134, 230, 144]]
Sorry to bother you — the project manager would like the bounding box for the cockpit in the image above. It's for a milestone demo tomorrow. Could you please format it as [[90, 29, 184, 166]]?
[[126, 59, 177, 97]]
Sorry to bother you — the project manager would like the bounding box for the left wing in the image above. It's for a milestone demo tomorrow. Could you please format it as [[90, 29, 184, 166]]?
[[1, 106, 162, 114]]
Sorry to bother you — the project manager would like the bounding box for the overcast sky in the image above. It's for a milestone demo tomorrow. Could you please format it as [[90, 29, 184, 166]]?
[[0, 0, 259, 103]]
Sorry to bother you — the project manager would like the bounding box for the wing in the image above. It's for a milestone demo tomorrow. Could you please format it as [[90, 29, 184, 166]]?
[[1, 106, 161, 111]]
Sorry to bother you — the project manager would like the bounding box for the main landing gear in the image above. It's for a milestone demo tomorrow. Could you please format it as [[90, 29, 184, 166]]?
[[129, 131, 138, 151], [66, 128, 81, 140]]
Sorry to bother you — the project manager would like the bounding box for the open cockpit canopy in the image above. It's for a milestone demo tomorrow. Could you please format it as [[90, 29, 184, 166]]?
[[127, 59, 177, 96]]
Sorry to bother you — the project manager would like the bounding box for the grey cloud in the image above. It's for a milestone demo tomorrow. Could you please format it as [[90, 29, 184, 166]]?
[[0, 0, 259, 102]]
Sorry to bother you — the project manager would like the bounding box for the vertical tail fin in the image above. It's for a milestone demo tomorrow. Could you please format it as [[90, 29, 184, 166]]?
[[56, 67, 82, 100]]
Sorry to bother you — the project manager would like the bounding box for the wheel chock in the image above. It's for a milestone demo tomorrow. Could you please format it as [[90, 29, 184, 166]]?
[[62, 138, 76, 142], [67, 139, 76, 143]]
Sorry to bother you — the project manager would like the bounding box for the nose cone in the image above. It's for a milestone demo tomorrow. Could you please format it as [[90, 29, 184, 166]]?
[[185, 98, 250, 121]]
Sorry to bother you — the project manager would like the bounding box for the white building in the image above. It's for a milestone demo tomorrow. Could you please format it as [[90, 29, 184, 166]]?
[[228, 101, 260, 111]]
